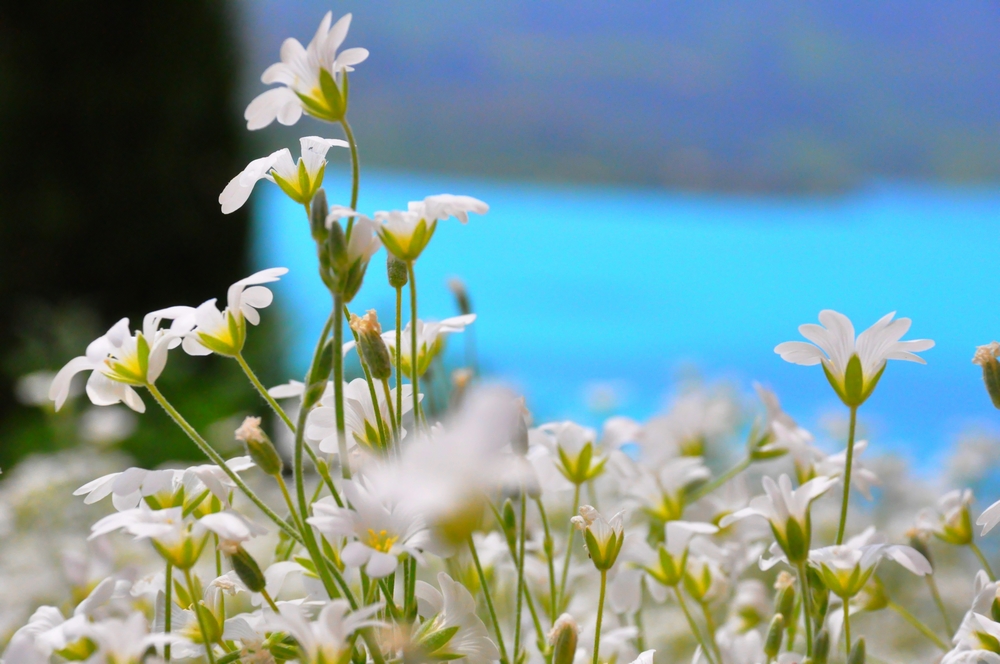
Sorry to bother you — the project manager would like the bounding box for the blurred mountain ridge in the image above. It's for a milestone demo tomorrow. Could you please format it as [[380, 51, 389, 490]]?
[[244, 0, 1000, 193]]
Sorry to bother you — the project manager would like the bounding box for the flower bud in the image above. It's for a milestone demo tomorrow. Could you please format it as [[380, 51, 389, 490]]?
[[572, 505, 624, 571], [548, 614, 579, 664], [813, 629, 830, 664], [326, 219, 348, 268], [310, 188, 329, 243], [775, 583, 796, 620], [974, 342, 1000, 409], [764, 614, 784, 660], [229, 545, 267, 593], [448, 278, 472, 316], [847, 637, 866, 664], [906, 528, 934, 570], [350, 310, 392, 380], [304, 340, 335, 409], [387, 256, 408, 288], [235, 416, 283, 476], [501, 498, 517, 551]]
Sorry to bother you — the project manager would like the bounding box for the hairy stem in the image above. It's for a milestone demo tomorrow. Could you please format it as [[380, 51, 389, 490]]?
[[926, 574, 954, 635], [146, 383, 300, 543], [339, 118, 361, 239], [970, 541, 996, 581], [888, 600, 948, 650], [514, 492, 528, 660], [164, 563, 172, 662], [673, 587, 715, 664], [395, 286, 403, 436], [558, 484, 582, 609], [534, 497, 558, 623], [593, 570, 607, 664], [407, 262, 422, 429], [332, 294, 351, 479]]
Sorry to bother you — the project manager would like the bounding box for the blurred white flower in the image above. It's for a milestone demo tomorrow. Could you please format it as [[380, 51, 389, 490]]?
[[814, 439, 880, 500], [268, 601, 383, 664], [414, 572, 500, 664], [180, 267, 287, 357], [220, 137, 347, 213], [79, 406, 138, 445], [623, 456, 710, 523], [308, 478, 430, 578], [375, 195, 488, 262], [382, 314, 476, 378], [917, 489, 975, 545], [640, 386, 740, 460], [775, 310, 933, 406], [808, 527, 930, 598], [15, 371, 62, 407], [245, 12, 369, 129], [307, 379, 417, 453]]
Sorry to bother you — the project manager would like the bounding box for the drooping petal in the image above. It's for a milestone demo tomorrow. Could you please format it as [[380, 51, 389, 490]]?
[[49, 356, 96, 410], [245, 88, 301, 131], [220, 152, 282, 213], [774, 341, 825, 366]]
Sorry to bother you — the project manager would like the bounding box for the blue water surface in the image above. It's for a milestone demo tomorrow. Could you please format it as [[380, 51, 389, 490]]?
[[253, 170, 1000, 466]]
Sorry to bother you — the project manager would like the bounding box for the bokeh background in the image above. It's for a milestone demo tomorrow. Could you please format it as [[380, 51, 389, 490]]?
[[3, 0, 1000, 474]]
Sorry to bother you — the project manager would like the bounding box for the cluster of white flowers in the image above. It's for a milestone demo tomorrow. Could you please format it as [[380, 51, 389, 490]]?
[[8, 11, 1000, 664]]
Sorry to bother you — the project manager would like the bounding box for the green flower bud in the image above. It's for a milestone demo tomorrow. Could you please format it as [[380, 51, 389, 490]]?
[[764, 614, 784, 660], [572, 506, 624, 571], [813, 629, 830, 664], [974, 343, 1000, 409], [501, 498, 517, 551], [229, 545, 267, 593], [55, 637, 97, 661], [310, 188, 329, 243], [776, 583, 796, 621], [548, 614, 579, 664], [326, 219, 348, 268], [304, 340, 335, 409], [847, 637, 866, 664], [387, 256, 408, 288], [350, 310, 392, 380], [235, 416, 283, 476]]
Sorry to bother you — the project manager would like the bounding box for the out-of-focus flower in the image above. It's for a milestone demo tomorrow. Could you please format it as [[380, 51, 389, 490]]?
[[383, 315, 476, 378], [413, 572, 501, 664], [534, 421, 606, 486], [624, 456, 710, 523], [917, 489, 975, 545], [180, 268, 287, 357], [307, 379, 416, 453], [245, 12, 368, 129], [775, 310, 933, 407], [15, 371, 62, 407], [220, 137, 347, 213], [78, 406, 138, 445], [49, 309, 190, 412], [571, 505, 625, 571], [629, 520, 718, 588], [751, 383, 814, 460], [814, 440, 880, 500], [308, 479, 430, 578], [977, 495, 1000, 537], [720, 474, 837, 564], [640, 386, 740, 460], [269, 601, 383, 664], [808, 527, 930, 599]]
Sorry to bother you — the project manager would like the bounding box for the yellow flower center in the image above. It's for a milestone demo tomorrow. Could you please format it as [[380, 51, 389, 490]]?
[[366, 528, 399, 553]]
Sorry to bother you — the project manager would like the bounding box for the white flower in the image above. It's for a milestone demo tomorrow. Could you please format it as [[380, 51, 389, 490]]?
[[814, 439, 880, 500], [375, 195, 488, 262], [720, 474, 837, 564], [640, 386, 740, 461], [245, 12, 369, 129], [808, 527, 930, 598], [752, 383, 814, 458], [307, 478, 430, 578], [534, 420, 606, 485], [571, 505, 626, 570], [181, 267, 287, 357], [48, 308, 191, 412], [73, 457, 254, 511], [623, 456, 710, 522], [268, 601, 383, 664], [414, 572, 500, 664], [630, 651, 656, 664], [84, 612, 173, 664], [775, 310, 933, 406], [917, 488, 975, 545], [977, 496, 1000, 536], [383, 314, 477, 377], [220, 137, 348, 213], [307, 379, 417, 453]]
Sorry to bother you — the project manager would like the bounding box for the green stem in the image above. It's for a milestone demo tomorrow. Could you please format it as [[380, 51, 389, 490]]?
[[261, 588, 280, 614], [468, 536, 509, 664], [843, 595, 852, 655], [381, 378, 397, 445], [214, 539, 224, 620], [796, 563, 814, 656], [339, 118, 360, 239], [700, 601, 723, 664], [887, 600, 948, 650], [970, 541, 996, 581], [634, 605, 646, 652], [558, 484, 582, 609], [514, 492, 528, 660], [145, 383, 301, 543], [534, 497, 558, 623], [184, 569, 217, 664], [836, 406, 858, 545], [378, 578, 401, 621], [592, 570, 607, 664], [164, 563, 172, 662], [406, 262, 422, 430], [673, 587, 715, 664], [276, 475, 303, 532], [235, 352, 295, 431], [688, 456, 751, 503], [395, 286, 403, 436], [331, 294, 351, 479], [926, 574, 954, 635]]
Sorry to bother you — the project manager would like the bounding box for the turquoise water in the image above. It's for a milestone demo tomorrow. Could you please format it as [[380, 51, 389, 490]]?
[[253, 170, 1000, 463]]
